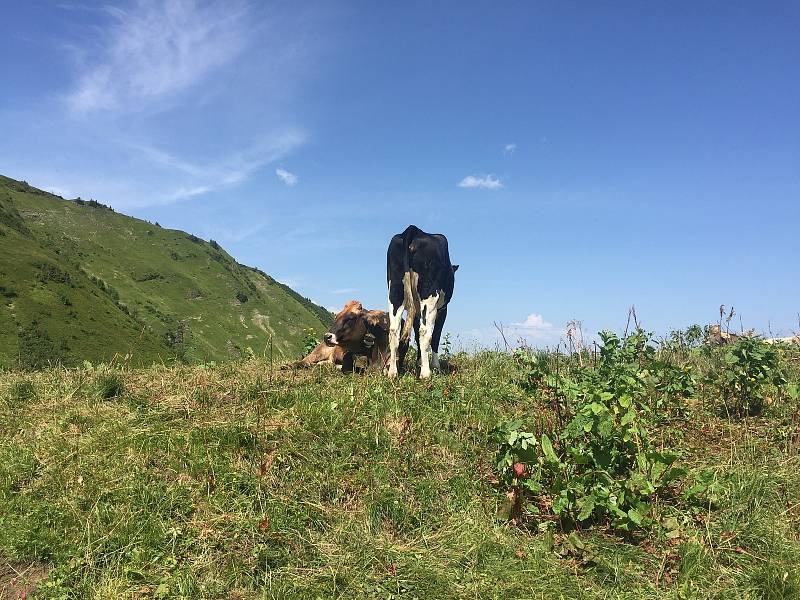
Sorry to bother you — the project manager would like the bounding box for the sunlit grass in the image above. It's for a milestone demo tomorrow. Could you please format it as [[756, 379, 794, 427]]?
[[1, 352, 799, 598]]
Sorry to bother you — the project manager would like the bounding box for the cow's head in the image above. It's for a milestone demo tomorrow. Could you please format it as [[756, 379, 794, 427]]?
[[324, 300, 386, 352]]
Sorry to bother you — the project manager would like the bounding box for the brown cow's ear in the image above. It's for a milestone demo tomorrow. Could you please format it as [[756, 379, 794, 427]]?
[[365, 310, 389, 331]]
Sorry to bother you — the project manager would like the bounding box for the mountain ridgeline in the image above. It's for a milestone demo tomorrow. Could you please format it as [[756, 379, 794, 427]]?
[[0, 175, 331, 369]]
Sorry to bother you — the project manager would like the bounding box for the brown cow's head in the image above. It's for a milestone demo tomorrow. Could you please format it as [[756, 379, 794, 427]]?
[[324, 300, 386, 352]]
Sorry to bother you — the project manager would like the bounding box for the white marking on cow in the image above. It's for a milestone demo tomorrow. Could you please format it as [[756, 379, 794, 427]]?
[[387, 281, 404, 377], [418, 292, 440, 379], [325, 334, 337, 346]]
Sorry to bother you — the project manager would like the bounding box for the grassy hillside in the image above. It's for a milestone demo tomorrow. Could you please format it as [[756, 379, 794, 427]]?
[[0, 175, 331, 369], [1, 339, 799, 599]]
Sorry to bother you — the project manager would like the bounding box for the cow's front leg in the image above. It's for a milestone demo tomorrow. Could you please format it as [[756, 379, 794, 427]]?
[[418, 293, 439, 379], [387, 281, 405, 377]]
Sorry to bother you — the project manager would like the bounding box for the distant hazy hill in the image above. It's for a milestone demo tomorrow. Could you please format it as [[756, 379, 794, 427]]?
[[0, 175, 331, 369]]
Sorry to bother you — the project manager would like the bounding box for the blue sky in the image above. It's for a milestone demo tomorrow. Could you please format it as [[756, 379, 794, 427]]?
[[2, 1, 799, 347]]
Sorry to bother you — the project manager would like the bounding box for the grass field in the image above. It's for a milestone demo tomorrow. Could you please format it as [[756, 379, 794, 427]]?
[[2, 337, 799, 599]]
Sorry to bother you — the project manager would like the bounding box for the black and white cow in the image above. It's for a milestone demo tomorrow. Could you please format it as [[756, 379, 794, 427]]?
[[386, 225, 457, 378]]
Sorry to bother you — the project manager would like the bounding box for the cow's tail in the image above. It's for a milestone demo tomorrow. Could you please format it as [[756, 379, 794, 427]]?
[[399, 272, 416, 345]]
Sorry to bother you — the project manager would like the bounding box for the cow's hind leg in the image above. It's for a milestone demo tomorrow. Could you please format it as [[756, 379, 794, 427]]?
[[413, 314, 421, 376], [387, 280, 405, 377], [430, 305, 447, 372], [418, 293, 440, 379]]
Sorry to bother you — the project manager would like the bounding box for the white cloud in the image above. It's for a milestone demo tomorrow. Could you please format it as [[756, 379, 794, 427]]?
[[65, 0, 250, 114], [331, 288, 358, 295], [275, 168, 298, 187], [456, 313, 562, 350], [504, 143, 517, 154], [458, 174, 503, 189], [509, 313, 557, 339]]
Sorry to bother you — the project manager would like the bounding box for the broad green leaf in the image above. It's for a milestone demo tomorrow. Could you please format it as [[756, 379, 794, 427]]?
[[627, 508, 643, 526], [541, 433, 559, 464], [577, 496, 595, 521], [620, 409, 636, 425], [589, 402, 605, 415]]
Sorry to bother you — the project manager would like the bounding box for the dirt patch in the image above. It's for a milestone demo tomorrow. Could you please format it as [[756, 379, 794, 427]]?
[[0, 554, 49, 600], [251, 310, 275, 336]]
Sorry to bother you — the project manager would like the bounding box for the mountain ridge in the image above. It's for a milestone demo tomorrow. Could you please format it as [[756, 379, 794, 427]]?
[[0, 175, 331, 369]]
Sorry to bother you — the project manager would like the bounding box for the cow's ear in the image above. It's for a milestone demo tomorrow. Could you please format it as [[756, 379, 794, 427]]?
[[365, 310, 389, 331], [452, 264, 459, 273]]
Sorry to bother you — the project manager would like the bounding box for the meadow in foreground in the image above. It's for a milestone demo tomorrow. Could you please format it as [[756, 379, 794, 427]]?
[[1, 333, 799, 599]]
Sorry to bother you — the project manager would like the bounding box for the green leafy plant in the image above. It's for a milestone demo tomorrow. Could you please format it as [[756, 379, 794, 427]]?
[[714, 336, 786, 416], [493, 329, 687, 533], [301, 328, 320, 356]]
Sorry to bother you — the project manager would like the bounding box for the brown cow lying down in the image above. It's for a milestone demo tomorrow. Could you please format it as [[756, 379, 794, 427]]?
[[284, 300, 407, 372], [285, 341, 355, 371], [324, 300, 408, 372]]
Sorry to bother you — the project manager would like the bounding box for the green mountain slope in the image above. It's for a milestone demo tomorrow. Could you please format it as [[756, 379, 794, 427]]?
[[0, 175, 331, 369]]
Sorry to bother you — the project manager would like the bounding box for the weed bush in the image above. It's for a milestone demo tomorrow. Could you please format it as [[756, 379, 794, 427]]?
[[94, 373, 125, 400], [712, 336, 786, 416], [5, 380, 37, 407], [494, 330, 689, 533], [301, 328, 320, 356]]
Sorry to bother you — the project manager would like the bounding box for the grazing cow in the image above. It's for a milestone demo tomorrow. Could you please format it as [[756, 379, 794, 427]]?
[[386, 225, 458, 378], [324, 300, 404, 371]]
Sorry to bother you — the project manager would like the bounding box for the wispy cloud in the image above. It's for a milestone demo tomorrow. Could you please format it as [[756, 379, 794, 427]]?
[[66, 0, 250, 114], [275, 168, 298, 187], [503, 143, 517, 155], [136, 130, 306, 203], [164, 185, 213, 202], [331, 288, 358, 295], [458, 174, 503, 189]]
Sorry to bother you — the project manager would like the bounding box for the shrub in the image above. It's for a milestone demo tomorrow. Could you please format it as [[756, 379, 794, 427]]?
[[17, 324, 66, 370], [301, 328, 320, 357], [6, 380, 37, 407], [713, 336, 786, 416], [236, 291, 249, 304], [94, 373, 125, 400], [493, 330, 686, 533], [34, 262, 72, 285], [133, 271, 163, 282]]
